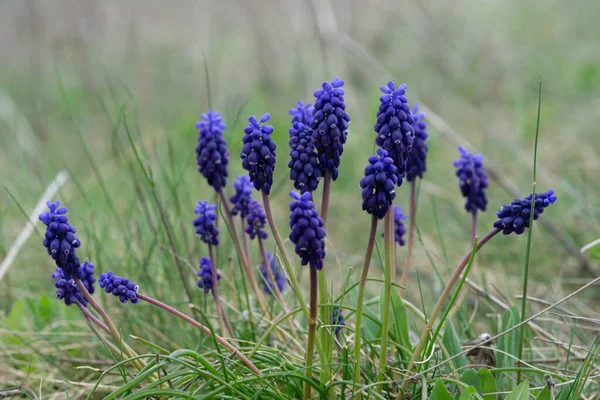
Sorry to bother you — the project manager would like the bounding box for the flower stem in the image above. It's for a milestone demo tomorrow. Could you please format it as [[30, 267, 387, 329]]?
[[304, 267, 318, 400], [377, 207, 394, 392], [319, 170, 333, 389], [209, 244, 235, 338], [74, 278, 146, 371], [241, 217, 251, 261], [218, 189, 269, 314], [258, 236, 290, 313], [352, 215, 378, 398], [471, 212, 478, 245], [137, 293, 261, 375], [261, 191, 310, 322], [398, 227, 501, 396], [77, 301, 110, 335], [400, 179, 417, 288]]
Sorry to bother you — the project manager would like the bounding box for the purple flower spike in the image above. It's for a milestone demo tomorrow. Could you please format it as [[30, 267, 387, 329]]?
[[241, 113, 277, 194], [331, 307, 345, 335], [289, 106, 322, 193], [99, 271, 139, 304], [196, 110, 229, 192], [374, 81, 415, 185], [260, 251, 285, 295], [454, 146, 489, 214], [230, 175, 254, 218], [39, 200, 82, 279], [289, 100, 314, 126], [493, 190, 557, 235], [311, 77, 351, 181], [79, 260, 96, 294], [406, 105, 429, 182], [360, 148, 398, 219], [245, 200, 268, 240], [197, 256, 220, 294], [52, 267, 86, 307], [193, 201, 219, 246], [289, 191, 327, 270]]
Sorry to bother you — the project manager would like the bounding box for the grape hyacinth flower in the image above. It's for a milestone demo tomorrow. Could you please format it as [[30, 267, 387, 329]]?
[[99, 271, 139, 304], [311, 77, 351, 180], [493, 190, 557, 235], [240, 114, 277, 194], [193, 201, 219, 246], [331, 307, 345, 336], [374, 81, 415, 184], [289, 191, 327, 270], [385, 205, 407, 246], [360, 148, 398, 219], [405, 105, 429, 182], [245, 200, 268, 240], [197, 256, 221, 294], [289, 112, 322, 193], [39, 201, 82, 279], [52, 267, 87, 307], [196, 110, 229, 191], [289, 100, 313, 126], [260, 251, 285, 295], [79, 260, 96, 294], [454, 146, 489, 214], [230, 175, 253, 218]]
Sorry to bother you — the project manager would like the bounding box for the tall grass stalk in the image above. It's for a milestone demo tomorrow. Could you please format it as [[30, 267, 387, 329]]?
[[352, 215, 378, 398], [517, 76, 543, 384]]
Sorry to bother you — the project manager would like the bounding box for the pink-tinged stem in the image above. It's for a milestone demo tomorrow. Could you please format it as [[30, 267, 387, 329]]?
[[218, 190, 269, 313], [304, 267, 318, 400], [400, 179, 417, 288], [136, 293, 261, 375], [77, 301, 110, 335], [398, 227, 501, 396], [208, 244, 235, 338], [241, 218, 251, 261]]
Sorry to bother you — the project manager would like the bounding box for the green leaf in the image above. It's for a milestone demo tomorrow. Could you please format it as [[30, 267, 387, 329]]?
[[6, 299, 26, 331], [555, 384, 572, 400], [38, 294, 52, 327], [459, 386, 477, 400], [460, 369, 481, 393], [535, 387, 552, 400], [477, 368, 498, 400], [389, 288, 412, 358], [505, 381, 529, 400], [443, 320, 467, 369], [430, 379, 453, 400]]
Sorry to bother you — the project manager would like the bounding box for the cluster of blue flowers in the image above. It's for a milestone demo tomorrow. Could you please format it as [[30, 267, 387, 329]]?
[[289, 101, 321, 193], [99, 271, 139, 304], [52, 262, 95, 307], [39, 201, 82, 279], [230, 175, 254, 218], [289, 191, 327, 270], [392, 206, 407, 246], [193, 201, 220, 246], [494, 190, 557, 235], [196, 110, 229, 192], [360, 149, 398, 219], [241, 114, 277, 194], [331, 307, 345, 336], [260, 251, 285, 295], [245, 200, 268, 240], [406, 105, 428, 182], [311, 78, 351, 181], [374, 81, 415, 185], [454, 146, 489, 215], [197, 256, 220, 293]]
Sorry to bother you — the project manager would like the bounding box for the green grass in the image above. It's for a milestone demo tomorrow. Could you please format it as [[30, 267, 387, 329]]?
[[1, 1, 600, 398]]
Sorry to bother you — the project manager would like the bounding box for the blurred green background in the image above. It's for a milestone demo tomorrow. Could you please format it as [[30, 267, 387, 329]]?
[[1, 0, 599, 391]]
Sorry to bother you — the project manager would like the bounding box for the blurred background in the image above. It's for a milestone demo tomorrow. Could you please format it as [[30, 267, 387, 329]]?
[[1, 0, 600, 390]]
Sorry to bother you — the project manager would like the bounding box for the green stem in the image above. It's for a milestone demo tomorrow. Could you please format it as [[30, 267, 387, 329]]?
[[137, 293, 261, 375], [517, 76, 543, 384], [319, 171, 333, 391], [304, 267, 318, 400], [399, 228, 501, 396], [353, 216, 379, 398], [261, 191, 310, 321], [400, 179, 417, 287], [258, 236, 290, 313], [377, 207, 394, 391], [208, 244, 234, 338]]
